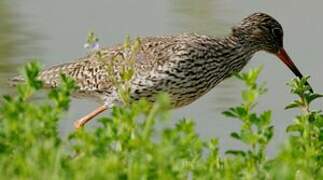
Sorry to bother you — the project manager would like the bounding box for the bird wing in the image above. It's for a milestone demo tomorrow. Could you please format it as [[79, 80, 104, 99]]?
[[33, 35, 180, 97]]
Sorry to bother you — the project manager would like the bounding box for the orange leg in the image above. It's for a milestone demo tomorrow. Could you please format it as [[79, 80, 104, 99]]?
[[74, 105, 108, 129]]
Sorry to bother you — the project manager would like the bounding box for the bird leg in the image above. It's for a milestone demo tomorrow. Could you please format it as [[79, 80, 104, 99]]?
[[74, 105, 108, 129]]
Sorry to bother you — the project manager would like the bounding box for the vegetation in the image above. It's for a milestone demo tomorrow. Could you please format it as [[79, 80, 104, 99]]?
[[0, 35, 322, 179]]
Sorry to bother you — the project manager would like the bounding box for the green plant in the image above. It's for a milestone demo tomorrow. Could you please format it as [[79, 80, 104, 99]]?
[[0, 37, 322, 179], [269, 77, 323, 179], [85, 32, 141, 105], [222, 67, 273, 179], [0, 61, 76, 179]]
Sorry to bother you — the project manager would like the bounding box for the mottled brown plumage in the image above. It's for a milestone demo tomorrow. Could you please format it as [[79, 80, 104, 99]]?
[[12, 12, 311, 128], [37, 33, 252, 107]]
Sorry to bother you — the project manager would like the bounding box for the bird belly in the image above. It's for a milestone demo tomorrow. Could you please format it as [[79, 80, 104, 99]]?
[[130, 72, 215, 108]]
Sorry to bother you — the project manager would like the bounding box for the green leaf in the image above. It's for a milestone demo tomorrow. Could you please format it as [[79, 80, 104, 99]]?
[[307, 94, 323, 104], [260, 111, 272, 126], [225, 150, 246, 157], [286, 124, 304, 133], [222, 107, 247, 119], [240, 129, 258, 145], [264, 126, 274, 141], [249, 113, 259, 125], [285, 102, 301, 109], [230, 132, 241, 140], [242, 89, 256, 103], [222, 110, 237, 118]]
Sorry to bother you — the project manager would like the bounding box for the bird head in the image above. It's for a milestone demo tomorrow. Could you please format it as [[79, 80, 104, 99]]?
[[233, 12, 283, 53], [232, 12, 313, 92]]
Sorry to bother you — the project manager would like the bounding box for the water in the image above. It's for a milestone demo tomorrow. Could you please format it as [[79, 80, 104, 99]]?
[[1, 0, 322, 155]]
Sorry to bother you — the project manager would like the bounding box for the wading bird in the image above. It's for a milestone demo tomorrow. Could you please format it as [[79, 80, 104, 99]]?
[[12, 12, 312, 129]]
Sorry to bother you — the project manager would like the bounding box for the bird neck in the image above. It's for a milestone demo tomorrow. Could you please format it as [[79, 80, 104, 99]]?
[[221, 33, 260, 55], [199, 34, 258, 81], [206, 33, 259, 66], [228, 31, 262, 53]]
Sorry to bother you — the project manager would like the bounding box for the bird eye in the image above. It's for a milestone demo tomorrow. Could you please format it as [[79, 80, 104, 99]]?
[[272, 28, 283, 38]]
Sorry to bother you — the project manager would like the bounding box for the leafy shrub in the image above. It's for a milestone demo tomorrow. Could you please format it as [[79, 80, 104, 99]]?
[[0, 57, 322, 179]]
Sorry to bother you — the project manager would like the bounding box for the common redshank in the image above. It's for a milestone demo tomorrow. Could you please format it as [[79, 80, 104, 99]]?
[[12, 12, 312, 129]]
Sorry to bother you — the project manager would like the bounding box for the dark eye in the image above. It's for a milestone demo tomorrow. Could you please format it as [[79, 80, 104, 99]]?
[[272, 28, 283, 38]]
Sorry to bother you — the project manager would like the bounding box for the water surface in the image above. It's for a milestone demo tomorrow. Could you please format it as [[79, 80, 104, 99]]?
[[1, 0, 323, 155]]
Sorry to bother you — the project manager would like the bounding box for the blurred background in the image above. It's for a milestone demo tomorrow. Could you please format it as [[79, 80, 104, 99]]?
[[1, 0, 322, 155]]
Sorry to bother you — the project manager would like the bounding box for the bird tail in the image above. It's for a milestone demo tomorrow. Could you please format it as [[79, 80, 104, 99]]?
[[8, 75, 25, 87], [9, 62, 75, 88]]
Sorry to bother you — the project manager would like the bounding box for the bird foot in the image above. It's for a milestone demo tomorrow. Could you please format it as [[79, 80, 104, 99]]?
[[73, 105, 108, 129]]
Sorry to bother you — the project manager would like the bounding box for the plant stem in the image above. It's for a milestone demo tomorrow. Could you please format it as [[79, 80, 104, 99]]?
[[142, 103, 159, 140]]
